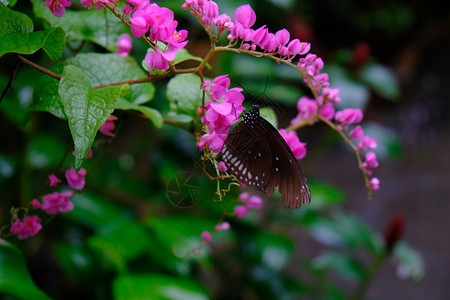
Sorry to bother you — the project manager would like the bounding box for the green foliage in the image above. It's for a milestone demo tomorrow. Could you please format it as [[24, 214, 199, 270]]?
[[59, 65, 124, 168], [0, 1, 426, 299], [0, 240, 50, 299]]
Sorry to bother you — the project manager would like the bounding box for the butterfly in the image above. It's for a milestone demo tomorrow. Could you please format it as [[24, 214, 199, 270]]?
[[222, 104, 311, 208]]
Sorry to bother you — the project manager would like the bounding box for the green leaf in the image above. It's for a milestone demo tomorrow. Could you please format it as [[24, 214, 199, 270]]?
[[145, 215, 216, 255], [393, 242, 425, 282], [306, 181, 345, 210], [94, 220, 153, 261], [26, 134, 66, 168], [360, 64, 400, 100], [302, 211, 384, 254], [0, 3, 33, 35], [67, 53, 155, 105], [115, 98, 163, 128], [113, 274, 209, 300], [53, 241, 95, 283], [33, 1, 127, 51], [311, 251, 365, 282], [0, 240, 51, 300], [0, 27, 65, 61], [32, 65, 67, 119], [64, 193, 132, 229], [256, 233, 293, 272], [59, 65, 123, 168], [260, 107, 278, 128], [166, 73, 202, 116]]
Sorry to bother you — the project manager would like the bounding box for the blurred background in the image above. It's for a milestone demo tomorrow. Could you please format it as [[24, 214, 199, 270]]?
[[1, 0, 450, 299]]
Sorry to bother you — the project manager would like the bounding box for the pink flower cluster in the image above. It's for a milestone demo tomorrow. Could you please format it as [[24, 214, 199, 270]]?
[[279, 129, 307, 159], [234, 192, 263, 219], [183, 0, 234, 32], [198, 75, 246, 153], [126, 1, 188, 75], [10, 166, 88, 240], [10, 216, 42, 240], [228, 5, 310, 58]]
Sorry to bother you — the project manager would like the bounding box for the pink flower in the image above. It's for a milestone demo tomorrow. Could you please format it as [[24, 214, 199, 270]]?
[[291, 96, 318, 125], [42, 191, 74, 215], [167, 29, 189, 51], [279, 129, 307, 159], [202, 0, 219, 25], [275, 29, 290, 47], [246, 195, 263, 209], [321, 87, 341, 104], [233, 4, 256, 28], [99, 115, 118, 137], [215, 13, 234, 31], [234, 205, 249, 219], [129, 16, 149, 37], [201, 231, 212, 243], [368, 177, 380, 190], [287, 38, 301, 56], [217, 161, 228, 172], [357, 135, 377, 151], [10, 216, 42, 240], [349, 125, 364, 139], [30, 199, 42, 209], [65, 167, 87, 190], [44, 0, 72, 17], [117, 33, 132, 56], [239, 192, 250, 202], [319, 103, 335, 120], [48, 174, 61, 187], [335, 108, 363, 125], [145, 48, 176, 75], [199, 75, 245, 153], [362, 151, 378, 169], [214, 222, 230, 231]]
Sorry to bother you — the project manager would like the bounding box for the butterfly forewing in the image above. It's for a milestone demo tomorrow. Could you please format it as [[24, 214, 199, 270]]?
[[223, 122, 272, 189], [223, 105, 311, 208]]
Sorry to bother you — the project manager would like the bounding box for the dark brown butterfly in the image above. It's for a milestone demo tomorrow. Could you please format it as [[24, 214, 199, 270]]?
[[222, 104, 311, 208]]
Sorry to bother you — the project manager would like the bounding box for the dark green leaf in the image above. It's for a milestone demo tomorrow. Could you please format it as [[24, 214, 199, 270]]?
[[67, 53, 155, 105], [64, 193, 132, 229], [113, 274, 209, 300], [0, 240, 51, 300], [166, 73, 202, 116], [0, 3, 33, 35], [115, 98, 163, 128], [0, 27, 65, 61], [59, 65, 123, 168], [32, 66, 67, 119], [53, 241, 95, 282], [26, 134, 66, 168], [145, 215, 216, 255], [306, 181, 345, 210]]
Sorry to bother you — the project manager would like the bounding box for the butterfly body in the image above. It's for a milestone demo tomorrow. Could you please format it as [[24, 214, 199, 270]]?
[[222, 105, 311, 208]]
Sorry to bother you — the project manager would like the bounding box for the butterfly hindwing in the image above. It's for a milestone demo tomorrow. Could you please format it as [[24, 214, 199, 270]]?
[[223, 105, 311, 208], [257, 117, 311, 208]]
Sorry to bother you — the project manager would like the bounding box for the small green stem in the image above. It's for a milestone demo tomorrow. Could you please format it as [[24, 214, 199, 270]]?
[[349, 253, 387, 300]]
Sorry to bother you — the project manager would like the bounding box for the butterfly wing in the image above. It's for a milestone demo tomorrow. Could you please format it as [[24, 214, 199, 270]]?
[[223, 122, 272, 190], [257, 117, 311, 208]]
